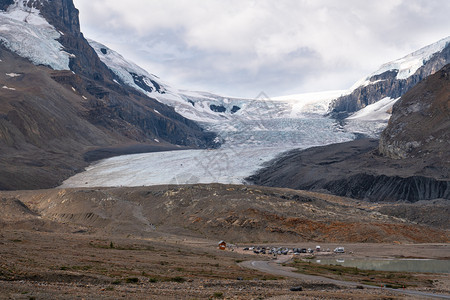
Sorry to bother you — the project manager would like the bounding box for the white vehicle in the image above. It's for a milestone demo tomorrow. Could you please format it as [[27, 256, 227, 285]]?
[[334, 247, 345, 253]]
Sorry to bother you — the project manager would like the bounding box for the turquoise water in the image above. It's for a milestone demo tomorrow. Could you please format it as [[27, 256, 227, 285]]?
[[315, 258, 450, 274]]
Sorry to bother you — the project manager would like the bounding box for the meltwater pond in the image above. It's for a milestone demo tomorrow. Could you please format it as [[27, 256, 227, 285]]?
[[62, 116, 357, 188], [315, 258, 450, 274]]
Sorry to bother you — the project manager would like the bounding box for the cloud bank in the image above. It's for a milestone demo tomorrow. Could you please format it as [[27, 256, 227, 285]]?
[[73, 0, 450, 98]]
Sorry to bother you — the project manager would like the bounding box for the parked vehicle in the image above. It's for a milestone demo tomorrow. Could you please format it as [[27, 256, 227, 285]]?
[[334, 247, 345, 253]]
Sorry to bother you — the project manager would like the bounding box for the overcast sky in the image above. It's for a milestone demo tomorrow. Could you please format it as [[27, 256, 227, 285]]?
[[72, 0, 450, 98]]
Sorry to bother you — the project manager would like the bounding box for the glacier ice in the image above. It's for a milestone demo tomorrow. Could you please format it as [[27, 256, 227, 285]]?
[[0, 1, 70, 70]]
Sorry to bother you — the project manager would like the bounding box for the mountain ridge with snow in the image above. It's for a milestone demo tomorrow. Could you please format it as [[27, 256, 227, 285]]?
[[330, 36, 450, 119]]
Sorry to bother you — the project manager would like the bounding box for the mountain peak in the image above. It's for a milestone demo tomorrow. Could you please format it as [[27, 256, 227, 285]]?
[[330, 37, 450, 119]]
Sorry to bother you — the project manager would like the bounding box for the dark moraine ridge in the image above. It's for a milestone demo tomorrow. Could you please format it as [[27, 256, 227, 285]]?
[[248, 139, 449, 202]]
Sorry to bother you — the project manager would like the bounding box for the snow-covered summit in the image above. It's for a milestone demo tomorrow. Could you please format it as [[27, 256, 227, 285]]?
[[330, 36, 450, 118], [373, 36, 450, 80], [0, 0, 70, 70], [351, 36, 450, 89]]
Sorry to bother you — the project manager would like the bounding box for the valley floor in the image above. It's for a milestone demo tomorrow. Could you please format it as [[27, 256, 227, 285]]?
[[0, 184, 449, 299], [0, 229, 449, 299]]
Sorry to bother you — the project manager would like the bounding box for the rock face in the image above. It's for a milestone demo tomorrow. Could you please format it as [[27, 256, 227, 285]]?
[[0, 0, 217, 190], [39, 0, 115, 81], [0, 0, 13, 11], [249, 64, 450, 202], [379, 64, 450, 159], [329, 40, 450, 119]]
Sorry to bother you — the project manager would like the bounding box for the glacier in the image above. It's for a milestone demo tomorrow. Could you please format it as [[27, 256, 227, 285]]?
[[0, 1, 71, 70], [61, 115, 357, 188]]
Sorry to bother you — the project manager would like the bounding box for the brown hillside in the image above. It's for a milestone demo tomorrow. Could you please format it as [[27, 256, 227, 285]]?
[[379, 63, 450, 160], [1, 184, 447, 243]]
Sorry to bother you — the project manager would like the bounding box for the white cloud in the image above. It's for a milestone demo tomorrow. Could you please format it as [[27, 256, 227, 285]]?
[[73, 0, 450, 98]]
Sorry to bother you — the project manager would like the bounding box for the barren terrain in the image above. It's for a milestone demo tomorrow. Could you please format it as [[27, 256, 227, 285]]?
[[0, 184, 449, 299]]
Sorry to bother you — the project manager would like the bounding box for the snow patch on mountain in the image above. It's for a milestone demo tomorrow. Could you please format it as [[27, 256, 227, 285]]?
[[343, 97, 400, 138], [88, 39, 167, 94], [347, 97, 399, 122], [0, 0, 70, 70], [5, 72, 21, 77]]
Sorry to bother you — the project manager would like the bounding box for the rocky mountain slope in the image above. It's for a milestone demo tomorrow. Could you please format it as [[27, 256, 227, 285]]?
[[0, 0, 216, 190], [249, 64, 450, 202], [379, 64, 450, 160], [330, 37, 450, 119]]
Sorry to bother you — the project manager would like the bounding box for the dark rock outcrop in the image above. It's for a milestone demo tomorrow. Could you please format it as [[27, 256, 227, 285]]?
[[323, 174, 450, 201], [210, 104, 227, 113], [329, 41, 449, 119]]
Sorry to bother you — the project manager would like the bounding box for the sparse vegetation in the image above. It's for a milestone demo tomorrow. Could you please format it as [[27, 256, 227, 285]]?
[[167, 276, 186, 283], [125, 277, 139, 284]]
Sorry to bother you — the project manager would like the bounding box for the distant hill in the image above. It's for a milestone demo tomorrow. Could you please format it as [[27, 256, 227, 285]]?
[[1, 184, 447, 242]]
